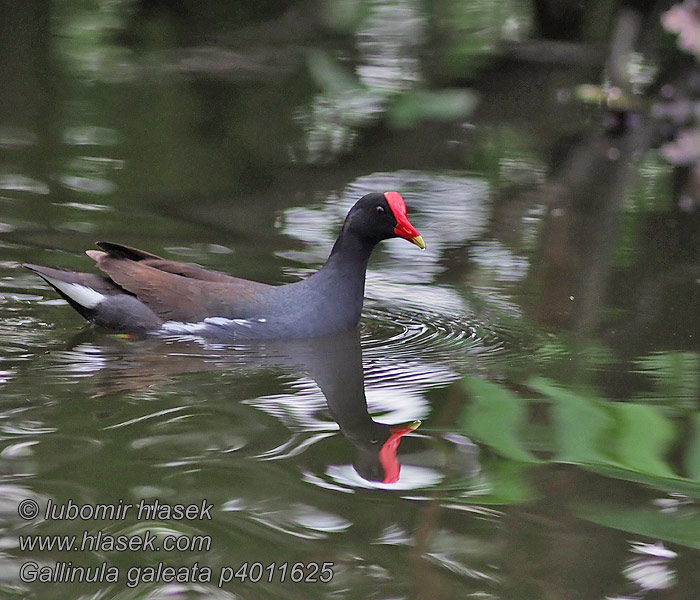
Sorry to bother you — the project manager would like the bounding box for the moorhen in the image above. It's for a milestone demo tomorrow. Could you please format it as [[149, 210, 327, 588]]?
[[24, 191, 425, 339]]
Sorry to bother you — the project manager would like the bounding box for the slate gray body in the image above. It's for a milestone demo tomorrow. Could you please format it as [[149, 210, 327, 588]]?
[[24, 192, 423, 340]]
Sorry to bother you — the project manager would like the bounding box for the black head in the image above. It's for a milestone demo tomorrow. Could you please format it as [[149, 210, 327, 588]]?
[[343, 192, 425, 248], [350, 421, 421, 483]]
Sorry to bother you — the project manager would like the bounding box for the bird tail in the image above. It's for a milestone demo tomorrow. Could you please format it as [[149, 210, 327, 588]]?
[[23, 264, 115, 320]]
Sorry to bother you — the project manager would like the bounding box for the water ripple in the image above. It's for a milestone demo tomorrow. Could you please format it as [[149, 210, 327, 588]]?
[[361, 303, 514, 372]]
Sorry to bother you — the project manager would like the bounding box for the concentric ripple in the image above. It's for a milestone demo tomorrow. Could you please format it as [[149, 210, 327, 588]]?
[[360, 301, 522, 373], [363, 306, 475, 360]]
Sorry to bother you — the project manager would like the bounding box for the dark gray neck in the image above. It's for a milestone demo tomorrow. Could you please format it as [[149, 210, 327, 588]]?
[[293, 229, 376, 333], [322, 228, 375, 283]]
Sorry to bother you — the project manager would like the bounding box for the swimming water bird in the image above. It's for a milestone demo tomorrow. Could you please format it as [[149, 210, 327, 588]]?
[[24, 192, 425, 339]]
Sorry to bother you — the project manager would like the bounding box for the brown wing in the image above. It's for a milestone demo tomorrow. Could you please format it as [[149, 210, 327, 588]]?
[[93, 241, 249, 283], [87, 242, 272, 322]]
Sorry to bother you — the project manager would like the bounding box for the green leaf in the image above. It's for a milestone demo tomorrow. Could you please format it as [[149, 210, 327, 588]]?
[[306, 49, 364, 95], [531, 377, 678, 478], [530, 377, 614, 465], [586, 465, 700, 498], [479, 459, 537, 504], [611, 403, 676, 478], [461, 377, 540, 463], [635, 351, 700, 406], [576, 503, 700, 550], [550, 386, 615, 465], [388, 89, 478, 128], [685, 412, 700, 480]]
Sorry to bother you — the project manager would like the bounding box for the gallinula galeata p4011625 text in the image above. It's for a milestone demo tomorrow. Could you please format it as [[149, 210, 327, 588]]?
[[24, 192, 425, 340]]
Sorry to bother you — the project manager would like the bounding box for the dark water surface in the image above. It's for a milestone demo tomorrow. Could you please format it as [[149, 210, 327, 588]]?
[[2, 1, 700, 599]]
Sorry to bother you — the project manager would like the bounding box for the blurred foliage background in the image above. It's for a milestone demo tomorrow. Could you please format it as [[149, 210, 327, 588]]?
[[5, 1, 700, 598]]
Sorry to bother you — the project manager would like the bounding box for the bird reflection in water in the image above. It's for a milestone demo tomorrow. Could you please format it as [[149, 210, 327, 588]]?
[[301, 330, 421, 484], [61, 328, 422, 485]]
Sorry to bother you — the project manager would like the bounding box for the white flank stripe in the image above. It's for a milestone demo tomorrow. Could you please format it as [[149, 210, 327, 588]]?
[[161, 321, 209, 334], [42, 275, 105, 309], [161, 316, 268, 334]]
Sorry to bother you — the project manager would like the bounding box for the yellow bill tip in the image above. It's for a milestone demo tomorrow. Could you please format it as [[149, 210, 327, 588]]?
[[411, 235, 426, 250]]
